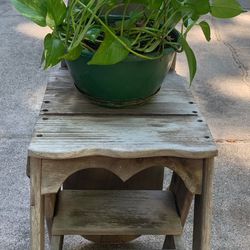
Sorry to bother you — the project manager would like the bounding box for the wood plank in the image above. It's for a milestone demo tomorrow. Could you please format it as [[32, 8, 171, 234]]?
[[29, 115, 217, 159], [30, 158, 44, 250], [193, 158, 214, 250], [45, 194, 56, 240], [41, 91, 197, 116], [52, 190, 182, 236], [43, 69, 198, 116], [169, 173, 194, 226], [50, 235, 63, 250], [41, 157, 202, 195]]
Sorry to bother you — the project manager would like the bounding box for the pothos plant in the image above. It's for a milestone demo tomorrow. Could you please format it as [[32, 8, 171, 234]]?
[[12, 0, 244, 83]]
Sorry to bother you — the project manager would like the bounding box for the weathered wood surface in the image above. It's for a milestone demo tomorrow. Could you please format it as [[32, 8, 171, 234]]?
[[50, 235, 64, 250], [193, 158, 214, 250], [28, 68, 217, 159], [41, 88, 197, 116], [44, 194, 56, 240], [27, 68, 217, 249], [29, 115, 217, 159], [30, 158, 44, 250], [43, 70, 196, 116], [41, 157, 203, 195], [52, 190, 182, 236], [169, 173, 194, 226]]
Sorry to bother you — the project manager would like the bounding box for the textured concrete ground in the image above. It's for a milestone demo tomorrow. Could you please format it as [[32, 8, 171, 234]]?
[[0, 0, 249, 249]]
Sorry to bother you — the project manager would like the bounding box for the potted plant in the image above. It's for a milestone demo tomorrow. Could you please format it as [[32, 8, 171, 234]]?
[[12, 0, 244, 245], [12, 0, 244, 107]]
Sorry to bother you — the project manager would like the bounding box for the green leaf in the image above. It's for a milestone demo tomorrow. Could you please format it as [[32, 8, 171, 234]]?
[[44, 33, 65, 69], [199, 21, 211, 41], [46, 0, 67, 27], [63, 45, 82, 61], [88, 32, 130, 65], [186, 0, 210, 15], [179, 35, 197, 84], [210, 0, 244, 18], [11, 0, 47, 26]]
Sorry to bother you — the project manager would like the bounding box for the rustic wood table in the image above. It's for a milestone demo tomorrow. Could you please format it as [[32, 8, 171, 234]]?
[[27, 68, 217, 250]]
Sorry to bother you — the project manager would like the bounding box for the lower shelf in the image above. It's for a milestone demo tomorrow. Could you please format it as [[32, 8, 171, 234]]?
[[52, 190, 182, 236]]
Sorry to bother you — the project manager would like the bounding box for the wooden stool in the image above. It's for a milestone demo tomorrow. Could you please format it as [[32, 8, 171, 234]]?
[[27, 69, 217, 250]]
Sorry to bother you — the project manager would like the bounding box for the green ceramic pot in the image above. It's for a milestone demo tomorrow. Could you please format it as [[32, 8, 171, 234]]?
[[66, 30, 178, 107]]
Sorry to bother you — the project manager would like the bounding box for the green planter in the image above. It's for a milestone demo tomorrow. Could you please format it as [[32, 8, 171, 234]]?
[[66, 30, 178, 107]]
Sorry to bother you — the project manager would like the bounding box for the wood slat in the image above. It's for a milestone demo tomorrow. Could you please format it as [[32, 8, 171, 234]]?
[[52, 190, 183, 236], [41, 89, 197, 116], [43, 69, 197, 116], [29, 115, 217, 159]]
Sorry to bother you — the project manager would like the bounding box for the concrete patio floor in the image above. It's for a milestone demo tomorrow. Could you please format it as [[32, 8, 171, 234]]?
[[0, 0, 249, 249]]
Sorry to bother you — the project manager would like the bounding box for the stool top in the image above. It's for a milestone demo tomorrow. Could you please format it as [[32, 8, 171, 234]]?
[[28, 69, 217, 159]]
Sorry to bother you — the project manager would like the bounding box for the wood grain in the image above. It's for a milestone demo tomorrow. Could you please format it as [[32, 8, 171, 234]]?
[[169, 173, 194, 226], [50, 235, 64, 250], [41, 88, 197, 116], [52, 190, 183, 236], [29, 115, 217, 159], [41, 157, 203, 195], [43, 68, 196, 116], [193, 158, 214, 250], [27, 68, 217, 249], [45, 194, 56, 240], [29, 68, 217, 160], [30, 158, 44, 250]]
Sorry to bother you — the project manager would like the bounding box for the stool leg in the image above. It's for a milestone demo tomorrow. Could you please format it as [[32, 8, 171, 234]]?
[[30, 158, 45, 250], [163, 236, 185, 250], [51, 235, 64, 250], [193, 158, 214, 250], [163, 235, 176, 249], [45, 194, 57, 240]]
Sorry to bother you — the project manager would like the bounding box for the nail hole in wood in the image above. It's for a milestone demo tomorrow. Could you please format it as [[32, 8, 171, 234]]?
[[44, 100, 50, 104], [189, 101, 194, 104], [198, 119, 203, 122], [192, 111, 198, 114], [204, 136, 210, 139], [42, 117, 48, 120], [42, 109, 48, 112], [36, 134, 43, 137]]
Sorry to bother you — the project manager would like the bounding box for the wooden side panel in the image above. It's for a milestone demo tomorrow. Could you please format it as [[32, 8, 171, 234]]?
[[41, 157, 202, 195], [169, 172, 194, 226]]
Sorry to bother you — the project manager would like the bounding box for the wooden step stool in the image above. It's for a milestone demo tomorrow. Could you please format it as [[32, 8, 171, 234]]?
[[27, 69, 217, 250]]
